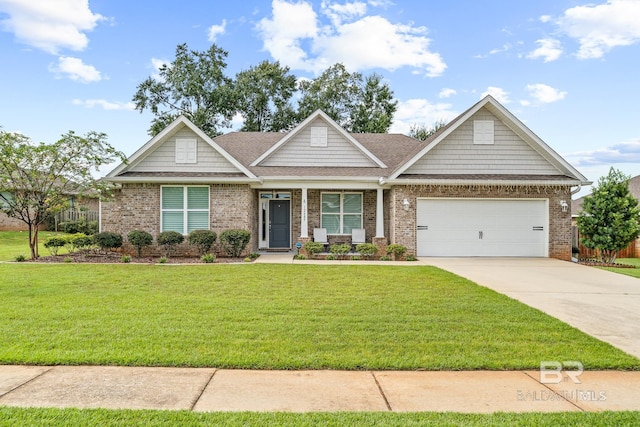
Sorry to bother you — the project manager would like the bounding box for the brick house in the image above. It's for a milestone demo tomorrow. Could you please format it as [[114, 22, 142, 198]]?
[[101, 95, 589, 260]]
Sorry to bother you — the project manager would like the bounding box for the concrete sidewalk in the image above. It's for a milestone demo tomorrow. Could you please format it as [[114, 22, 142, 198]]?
[[1, 365, 639, 413]]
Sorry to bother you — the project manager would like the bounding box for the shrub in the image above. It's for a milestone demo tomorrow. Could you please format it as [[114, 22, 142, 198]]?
[[249, 252, 260, 260], [93, 232, 123, 252], [58, 218, 98, 235], [293, 254, 306, 260], [72, 234, 94, 251], [386, 244, 407, 260], [201, 253, 216, 263], [14, 254, 26, 262], [405, 254, 417, 261], [157, 256, 167, 264], [244, 257, 251, 262], [157, 231, 184, 257], [127, 230, 154, 257], [329, 243, 351, 259], [64, 256, 73, 263], [188, 229, 217, 255], [44, 235, 67, 256], [379, 255, 392, 261], [355, 243, 378, 259], [58, 221, 78, 234], [326, 254, 337, 260], [121, 255, 131, 263], [303, 241, 325, 259], [350, 255, 361, 261], [219, 229, 251, 257]]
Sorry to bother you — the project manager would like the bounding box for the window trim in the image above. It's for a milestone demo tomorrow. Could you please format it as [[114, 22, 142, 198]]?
[[320, 192, 363, 235], [160, 185, 210, 234]]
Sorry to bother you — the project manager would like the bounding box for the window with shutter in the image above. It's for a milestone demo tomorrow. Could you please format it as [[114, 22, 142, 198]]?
[[175, 138, 197, 163]]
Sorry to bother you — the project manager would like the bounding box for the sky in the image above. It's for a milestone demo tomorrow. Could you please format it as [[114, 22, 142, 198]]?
[[1, 0, 639, 196]]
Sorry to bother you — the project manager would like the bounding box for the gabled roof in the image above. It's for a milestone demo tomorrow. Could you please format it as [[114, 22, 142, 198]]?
[[105, 115, 256, 180], [249, 109, 387, 168], [389, 95, 590, 184]]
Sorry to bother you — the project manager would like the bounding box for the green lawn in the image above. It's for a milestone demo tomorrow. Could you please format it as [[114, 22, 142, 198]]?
[[0, 263, 637, 370], [0, 231, 69, 261], [600, 258, 640, 279], [0, 407, 639, 427]]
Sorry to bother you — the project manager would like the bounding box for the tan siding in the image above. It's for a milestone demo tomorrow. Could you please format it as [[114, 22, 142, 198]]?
[[131, 128, 241, 173], [406, 108, 560, 175], [261, 118, 376, 167]]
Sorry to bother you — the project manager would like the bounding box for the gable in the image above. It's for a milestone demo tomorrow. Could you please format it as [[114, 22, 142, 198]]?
[[404, 107, 561, 176], [258, 117, 378, 167], [128, 127, 242, 174]]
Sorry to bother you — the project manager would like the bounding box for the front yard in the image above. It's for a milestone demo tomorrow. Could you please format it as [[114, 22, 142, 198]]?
[[600, 258, 640, 279], [0, 263, 637, 370]]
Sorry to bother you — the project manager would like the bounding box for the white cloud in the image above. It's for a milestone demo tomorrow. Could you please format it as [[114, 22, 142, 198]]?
[[564, 139, 640, 166], [389, 98, 458, 135], [256, 0, 446, 76], [539, 15, 552, 23], [527, 38, 563, 62], [0, 0, 104, 54], [72, 99, 135, 110], [481, 87, 510, 104], [438, 88, 456, 98], [526, 83, 567, 103], [208, 19, 226, 42], [557, 0, 640, 59], [49, 56, 101, 82]]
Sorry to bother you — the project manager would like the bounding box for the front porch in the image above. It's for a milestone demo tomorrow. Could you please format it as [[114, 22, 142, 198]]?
[[255, 188, 390, 252]]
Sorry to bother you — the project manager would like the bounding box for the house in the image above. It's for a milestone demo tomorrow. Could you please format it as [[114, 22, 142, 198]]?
[[572, 174, 640, 258], [101, 95, 590, 260]]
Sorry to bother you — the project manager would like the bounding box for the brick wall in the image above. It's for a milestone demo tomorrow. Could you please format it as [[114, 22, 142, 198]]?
[[100, 183, 255, 257], [389, 184, 572, 261]]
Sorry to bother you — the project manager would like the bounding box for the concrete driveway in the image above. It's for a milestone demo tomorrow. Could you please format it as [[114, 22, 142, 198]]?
[[422, 258, 640, 359]]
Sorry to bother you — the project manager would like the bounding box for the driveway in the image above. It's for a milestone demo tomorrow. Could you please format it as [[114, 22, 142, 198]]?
[[422, 258, 640, 359]]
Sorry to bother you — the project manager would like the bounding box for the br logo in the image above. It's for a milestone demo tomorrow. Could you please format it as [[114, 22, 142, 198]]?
[[539, 361, 584, 384]]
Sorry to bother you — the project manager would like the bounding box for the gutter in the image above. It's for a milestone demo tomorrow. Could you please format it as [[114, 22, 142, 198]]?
[[387, 178, 587, 186]]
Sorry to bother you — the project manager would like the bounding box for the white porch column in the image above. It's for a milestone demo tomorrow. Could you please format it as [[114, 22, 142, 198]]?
[[375, 188, 384, 238], [300, 187, 308, 238]]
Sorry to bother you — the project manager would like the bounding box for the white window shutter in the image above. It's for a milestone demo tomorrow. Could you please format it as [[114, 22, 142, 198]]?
[[310, 127, 328, 147], [176, 138, 197, 163], [473, 120, 494, 145]]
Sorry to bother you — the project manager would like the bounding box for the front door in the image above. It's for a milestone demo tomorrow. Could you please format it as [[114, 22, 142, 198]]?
[[269, 200, 290, 248]]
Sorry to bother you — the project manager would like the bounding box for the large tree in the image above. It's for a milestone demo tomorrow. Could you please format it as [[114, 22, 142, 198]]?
[[350, 73, 398, 133], [132, 43, 236, 138], [234, 60, 297, 132], [577, 167, 640, 264], [408, 120, 448, 141], [0, 130, 125, 259]]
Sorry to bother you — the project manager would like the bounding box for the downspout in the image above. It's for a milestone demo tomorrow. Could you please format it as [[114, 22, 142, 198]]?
[[571, 185, 582, 196]]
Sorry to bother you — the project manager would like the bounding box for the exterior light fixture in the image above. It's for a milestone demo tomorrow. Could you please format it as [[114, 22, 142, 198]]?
[[560, 200, 569, 213], [403, 198, 410, 211]]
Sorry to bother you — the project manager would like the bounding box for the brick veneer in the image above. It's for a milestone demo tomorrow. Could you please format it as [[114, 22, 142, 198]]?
[[389, 184, 572, 261], [100, 183, 255, 257]]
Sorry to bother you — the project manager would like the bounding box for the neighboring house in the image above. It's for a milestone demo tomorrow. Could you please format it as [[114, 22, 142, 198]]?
[[572, 174, 640, 258], [101, 95, 590, 260]]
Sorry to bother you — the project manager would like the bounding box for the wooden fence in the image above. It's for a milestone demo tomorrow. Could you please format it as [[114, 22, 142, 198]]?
[[54, 209, 99, 231]]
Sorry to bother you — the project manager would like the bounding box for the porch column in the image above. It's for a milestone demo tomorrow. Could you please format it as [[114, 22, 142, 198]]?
[[300, 187, 308, 238], [375, 188, 384, 238]]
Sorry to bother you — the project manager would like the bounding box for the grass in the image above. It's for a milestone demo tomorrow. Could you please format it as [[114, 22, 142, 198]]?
[[0, 407, 639, 426], [600, 258, 640, 279], [0, 263, 637, 370], [0, 230, 69, 261]]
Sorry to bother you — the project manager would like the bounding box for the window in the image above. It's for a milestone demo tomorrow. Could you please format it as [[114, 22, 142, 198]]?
[[310, 126, 328, 147], [321, 192, 362, 234], [473, 120, 494, 145], [175, 138, 197, 163], [161, 186, 209, 234]]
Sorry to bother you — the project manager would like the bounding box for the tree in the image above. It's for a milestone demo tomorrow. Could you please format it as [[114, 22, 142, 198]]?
[[132, 43, 235, 138], [577, 168, 640, 264], [409, 120, 448, 141], [234, 60, 297, 132], [350, 73, 398, 133], [0, 130, 125, 259]]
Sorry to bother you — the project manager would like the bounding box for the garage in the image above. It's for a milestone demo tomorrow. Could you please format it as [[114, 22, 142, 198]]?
[[416, 199, 548, 257]]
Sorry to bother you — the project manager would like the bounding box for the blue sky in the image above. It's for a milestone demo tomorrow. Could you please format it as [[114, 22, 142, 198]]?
[[1, 0, 639, 195]]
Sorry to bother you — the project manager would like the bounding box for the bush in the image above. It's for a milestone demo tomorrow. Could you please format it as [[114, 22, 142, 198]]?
[[405, 254, 417, 261], [379, 255, 392, 261], [201, 253, 216, 263], [128, 230, 154, 257], [293, 254, 306, 260], [44, 235, 67, 256], [329, 243, 351, 259], [303, 241, 325, 259], [355, 243, 378, 259], [58, 218, 98, 235], [350, 255, 361, 261], [121, 255, 131, 263], [72, 234, 94, 250], [64, 256, 73, 263], [386, 244, 407, 260], [93, 232, 123, 252], [157, 231, 184, 257], [157, 256, 167, 264], [326, 254, 337, 260], [219, 229, 251, 257], [187, 229, 217, 255], [14, 254, 26, 262]]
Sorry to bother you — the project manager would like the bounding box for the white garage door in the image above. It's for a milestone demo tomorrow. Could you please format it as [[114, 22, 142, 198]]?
[[416, 199, 548, 257]]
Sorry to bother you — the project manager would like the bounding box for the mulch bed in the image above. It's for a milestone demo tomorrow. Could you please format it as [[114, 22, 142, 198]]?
[[577, 259, 636, 268], [28, 251, 249, 264]]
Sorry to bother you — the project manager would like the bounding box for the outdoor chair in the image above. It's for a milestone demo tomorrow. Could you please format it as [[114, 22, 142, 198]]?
[[351, 228, 366, 251]]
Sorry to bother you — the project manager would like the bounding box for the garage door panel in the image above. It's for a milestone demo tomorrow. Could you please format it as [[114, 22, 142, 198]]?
[[416, 199, 547, 257]]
